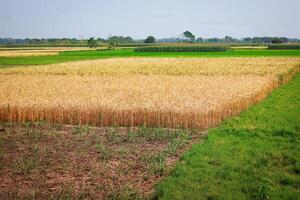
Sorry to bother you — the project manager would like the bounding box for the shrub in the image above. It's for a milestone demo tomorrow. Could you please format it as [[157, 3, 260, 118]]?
[[144, 36, 156, 43]]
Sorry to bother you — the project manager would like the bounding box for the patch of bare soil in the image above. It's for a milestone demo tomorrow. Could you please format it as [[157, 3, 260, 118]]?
[[0, 122, 204, 199]]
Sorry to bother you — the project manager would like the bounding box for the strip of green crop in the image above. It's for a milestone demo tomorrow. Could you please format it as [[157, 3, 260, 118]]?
[[1, 49, 300, 67], [134, 46, 229, 52], [156, 73, 300, 200], [268, 44, 300, 50]]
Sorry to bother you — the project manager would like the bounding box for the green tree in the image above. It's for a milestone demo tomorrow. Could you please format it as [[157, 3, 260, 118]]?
[[224, 36, 234, 43], [271, 37, 288, 44], [183, 31, 195, 42], [87, 37, 97, 48], [109, 36, 133, 43], [196, 37, 203, 43], [144, 36, 156, 43], [108, 37, 118, 50]]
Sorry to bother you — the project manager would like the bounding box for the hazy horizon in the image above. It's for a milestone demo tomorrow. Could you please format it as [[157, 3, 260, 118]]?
[[1, 0, 300, 39]]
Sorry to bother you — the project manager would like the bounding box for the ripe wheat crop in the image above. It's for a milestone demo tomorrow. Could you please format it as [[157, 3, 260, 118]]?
[[0, 74, 278, 128], [1, 57, 299, 78], [0, 47, 93, 57], [0, 50, 59, 57], [0, 57, 299, 128]]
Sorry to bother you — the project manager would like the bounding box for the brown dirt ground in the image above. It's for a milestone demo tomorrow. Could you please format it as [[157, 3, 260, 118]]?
[[0, 122, 204, 199]]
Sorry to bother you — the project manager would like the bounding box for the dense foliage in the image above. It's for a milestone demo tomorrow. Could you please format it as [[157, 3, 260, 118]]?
[[268, 44, 300, 50], [144, 36, 156, 43], [183, 31, 195, 42], [1, 36, 299, 47], [108, 36, 134, 43], [87, 37, 97, 48]]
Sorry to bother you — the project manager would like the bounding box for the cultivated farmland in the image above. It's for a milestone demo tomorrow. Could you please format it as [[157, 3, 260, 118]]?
[[1, 57, 299, 76], [0, 47, 97, 57], [0, 57, 299, 129], [0, 74, 277, 128], [0, 53, 300, 199], [0, 50, 59, 57]]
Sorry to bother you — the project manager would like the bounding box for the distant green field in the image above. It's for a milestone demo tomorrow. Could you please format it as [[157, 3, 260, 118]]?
[[156, 73, 300, 200], [1, 49, 300, 67]]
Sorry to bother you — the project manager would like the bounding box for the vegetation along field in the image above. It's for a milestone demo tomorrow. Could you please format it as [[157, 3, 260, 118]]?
[[0, 46, 300, 199], [1, 48, 300, 67]]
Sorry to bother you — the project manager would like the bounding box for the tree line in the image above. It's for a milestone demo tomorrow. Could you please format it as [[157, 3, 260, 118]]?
[[1, 31, 299, 48], [180, 31, 294, 44]]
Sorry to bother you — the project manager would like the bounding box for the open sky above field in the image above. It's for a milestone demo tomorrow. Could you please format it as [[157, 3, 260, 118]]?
[[0, 0, 300, 39]]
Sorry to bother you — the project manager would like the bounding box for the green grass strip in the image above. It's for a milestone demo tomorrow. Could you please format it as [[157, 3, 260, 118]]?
[[156, 73, 300, 200], [134, 46, 229, 52], [1, 49, 300, 67]]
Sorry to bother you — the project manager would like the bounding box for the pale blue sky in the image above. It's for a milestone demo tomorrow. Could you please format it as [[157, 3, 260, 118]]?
[[0, 0, 299, 39]]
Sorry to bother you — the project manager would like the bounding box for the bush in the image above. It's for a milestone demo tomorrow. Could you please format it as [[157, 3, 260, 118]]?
[[268, 44, 300, 50], [134, 46, 229, 52], [144, 36, 156, 43]]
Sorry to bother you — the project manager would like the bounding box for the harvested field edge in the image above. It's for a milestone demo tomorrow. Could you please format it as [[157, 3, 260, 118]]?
[[0, 79, 277, 129], [0, 122, 204, 199]]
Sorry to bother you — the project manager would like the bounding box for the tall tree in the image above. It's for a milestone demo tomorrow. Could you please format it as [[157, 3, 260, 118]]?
[[108, 37, 118, 50], [224, 36, 234, 43], [183, 31, 195, 42], [144, 36, 156, 43], [87, 37, 97, 48]]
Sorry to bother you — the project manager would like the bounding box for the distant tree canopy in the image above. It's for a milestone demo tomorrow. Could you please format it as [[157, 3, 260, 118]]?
[[108, 36, 134, 43], [183, 31, 195, 42], [243, 37, 252, 43], [271, 37, 288, 44], [144, 36, 156, 43], [206, 38, 223, 43], [108, 37, 118, 50], [0, 35, 297, 48], [224, 36, 235, 43], [0, 38, 88, 47], [246, 37, 288, 44], [97, 38, 106, 43], [196, 37, 204, 43], [87, 37, 97, 48]]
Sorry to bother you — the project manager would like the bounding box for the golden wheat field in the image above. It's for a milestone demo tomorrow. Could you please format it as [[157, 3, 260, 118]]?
[[0, 50, 59, 57], [0, 47, 94, 57], [1, 57, 299, 76], [0, 74, 277, 128], [0, 57, 299, 128]]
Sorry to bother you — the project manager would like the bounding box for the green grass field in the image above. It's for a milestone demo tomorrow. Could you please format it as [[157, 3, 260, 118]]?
[[1, 48, 300, 67], [156, 73, 300, 200]]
